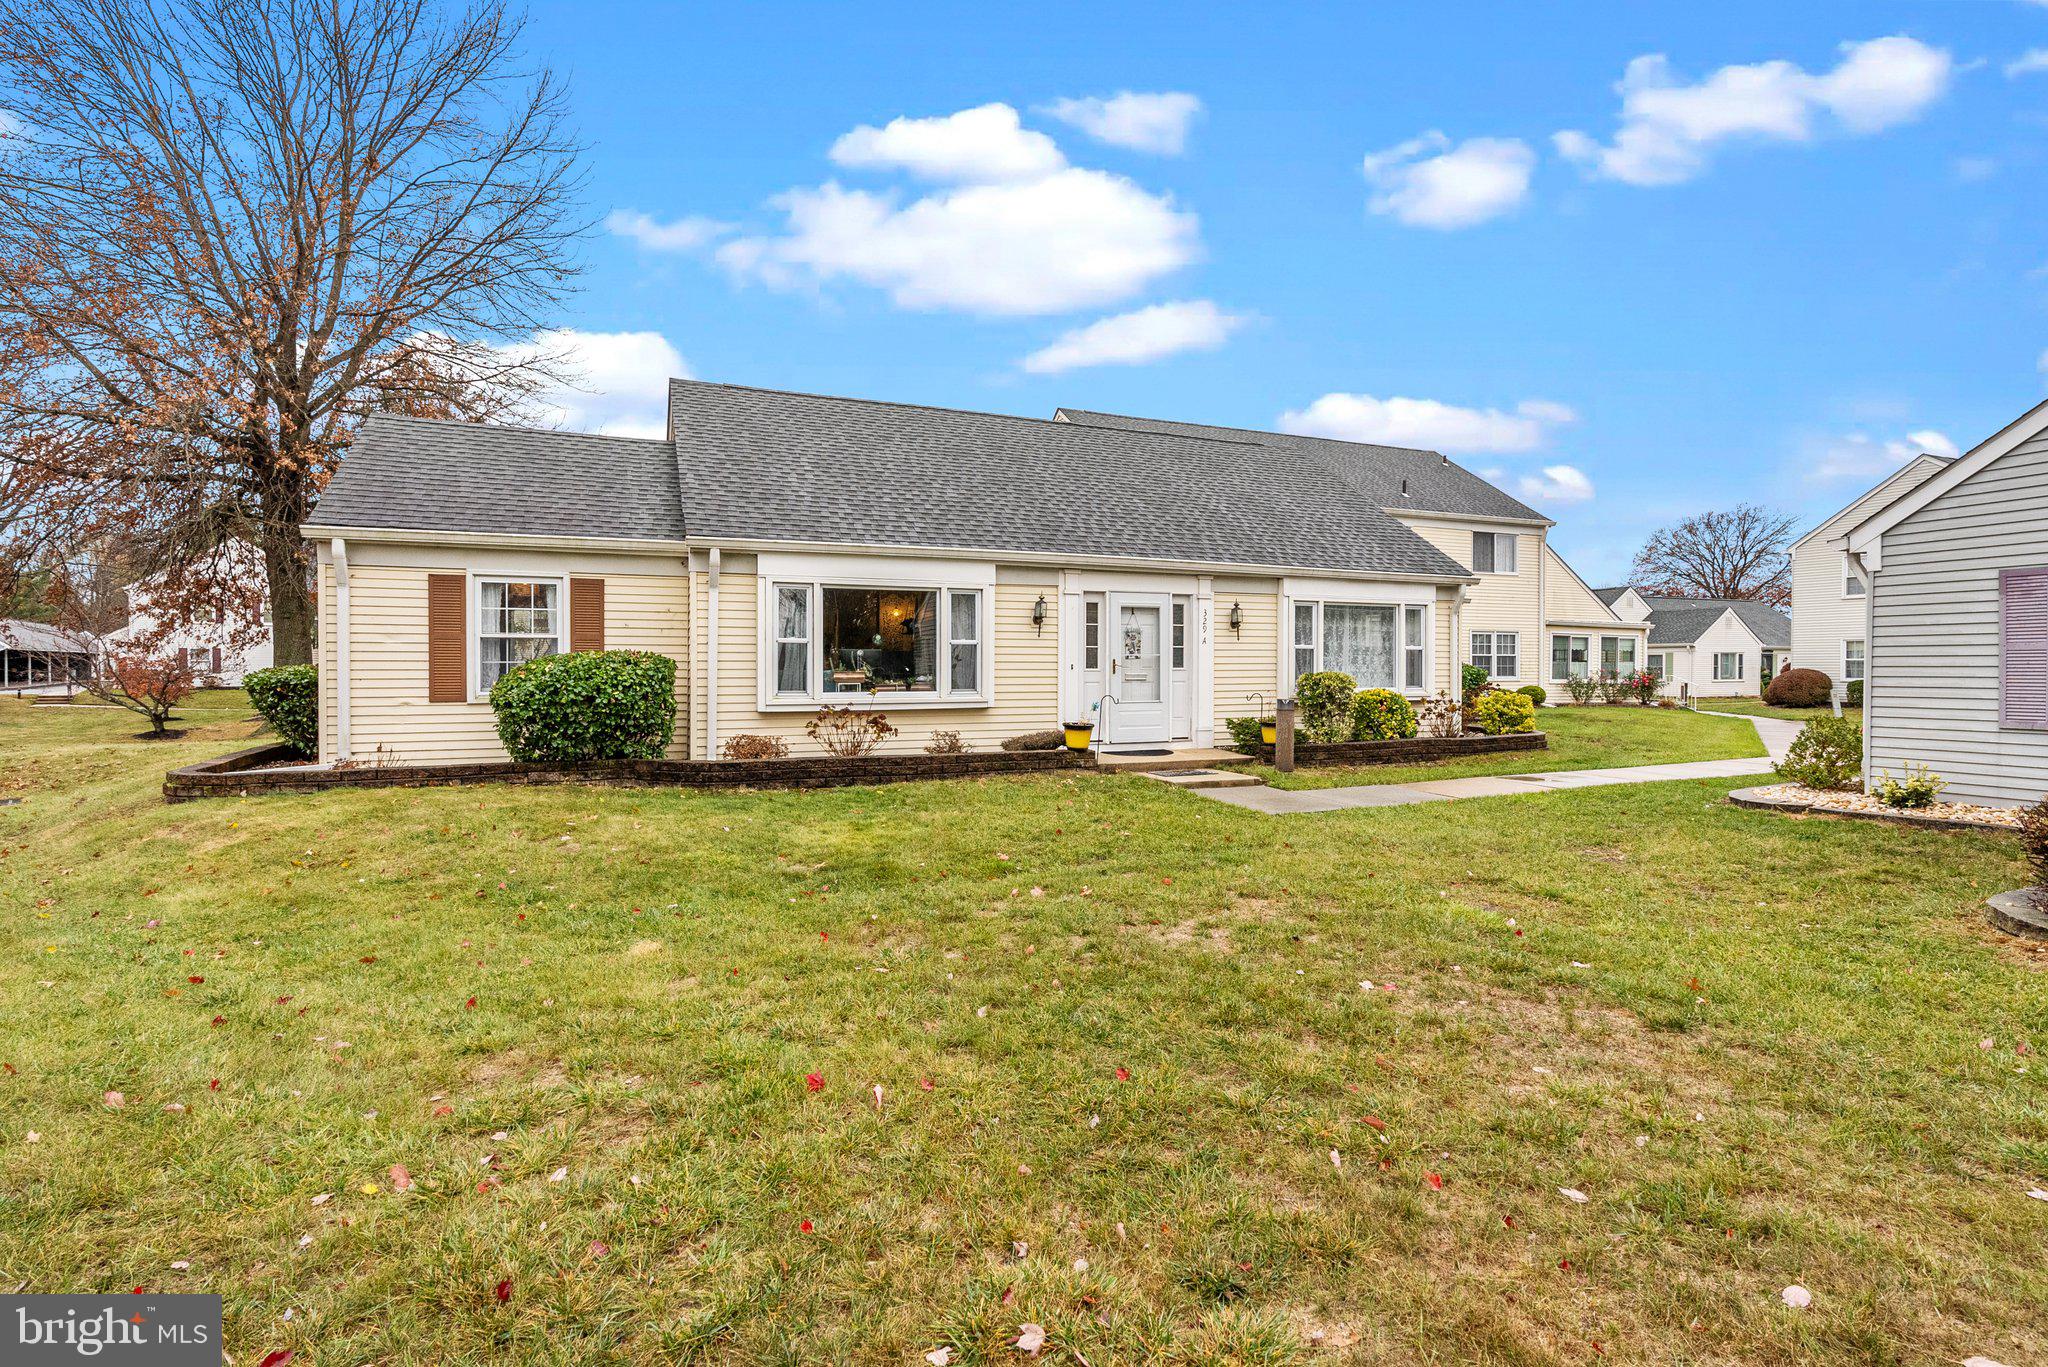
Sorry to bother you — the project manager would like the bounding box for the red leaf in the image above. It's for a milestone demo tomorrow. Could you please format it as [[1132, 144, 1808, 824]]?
[[464, 996, 477, 1010], [210, 1016, 225, 1027], [433, 1104, 454, 1116], [494, 1279, 512, 1303], [258, 1352, 295, 1367], [1113, 1067, 1130, 1082], [805, 1072, 824, 1093], [1362, 1115, 1386, 1131], [208, 1079, 220, 1091], [1425, 1172, 1444, 1190], [799, 1218, 814, 1233], [917, 1078, 934, 1092], [188, 976, 204, 984]]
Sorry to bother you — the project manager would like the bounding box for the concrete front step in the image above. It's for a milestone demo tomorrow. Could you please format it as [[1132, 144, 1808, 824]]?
[[1141, 767, 1266, 790], [1095, 746, 1254, 775]]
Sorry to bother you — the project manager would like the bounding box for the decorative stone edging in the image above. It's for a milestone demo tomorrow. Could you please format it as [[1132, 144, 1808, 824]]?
[[1726, 785, 2019, 834], [1248, 731, 1546, 767], [1988, 890, 2048, 940], [165, 743, 1094, 803]]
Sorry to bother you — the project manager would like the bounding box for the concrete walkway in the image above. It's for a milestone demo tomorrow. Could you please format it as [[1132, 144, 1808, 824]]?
[[1198, 710, 1798, 816]]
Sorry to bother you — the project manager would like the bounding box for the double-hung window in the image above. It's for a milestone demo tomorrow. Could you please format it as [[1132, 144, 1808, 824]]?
[[1471, 531, 1518, 574], [477, 579, 562, 691], [1843, 639, 1865, 683], [1470, 631, 1518, 679], [1292, 599, 1428, 692], [1551, 634, 1590, 679], [1647, 653, 1667, 682], [1601, 635, 1637, 675], [1713, 651, 1743, 681], [768, 581, 986, 702], [1844, 557, 1866, 597]]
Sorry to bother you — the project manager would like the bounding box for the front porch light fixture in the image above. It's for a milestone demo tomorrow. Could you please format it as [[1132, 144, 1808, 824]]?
[[1229, 601, 1243, 637], [1031, 595, 1047, 635]]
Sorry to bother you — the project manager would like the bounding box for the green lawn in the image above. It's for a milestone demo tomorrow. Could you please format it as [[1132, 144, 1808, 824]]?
[[1240, 705, 1767, 790], [2, 697, 2044, 1365], [1697, 697, 1864, 726]]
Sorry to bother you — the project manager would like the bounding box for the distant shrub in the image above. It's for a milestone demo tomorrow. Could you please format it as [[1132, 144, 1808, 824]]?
[[1351, 688, 1418, 741], [1846, 679, 1864, 708], [1563, 673, 1599, 705], [1764, 667, 1832, 708], [1469, 690, 1536, 735], [1000, 730, 1063, 752], [1620, 669, 1660, 705], [1596, 671, 1628, 704], [1516, 684, 1546, 706], [2021, 799, 2048, 886], [924, 729, 967, 755], [1774, 715, 1861, 791], [806, 706, 897, 758], [720, 733, 788, 761], [1461, 664, 1489, 700], [1294, 670, 1357, 743], [244, 664, 317, 756], [1871, 765, 1946, 809], [489, 651, 677, 762], [1224, 715, 1265, 750]]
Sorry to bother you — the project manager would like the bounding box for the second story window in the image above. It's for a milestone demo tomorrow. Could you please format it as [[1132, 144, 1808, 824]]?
[[1471, 531, 1518, 574]]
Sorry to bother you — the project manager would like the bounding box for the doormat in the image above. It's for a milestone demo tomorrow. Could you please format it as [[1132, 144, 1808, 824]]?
[[1112, 748, 1174, 756]]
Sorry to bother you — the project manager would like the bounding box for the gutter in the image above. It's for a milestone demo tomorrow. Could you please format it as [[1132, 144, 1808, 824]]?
[[330, 537, 351, 761]]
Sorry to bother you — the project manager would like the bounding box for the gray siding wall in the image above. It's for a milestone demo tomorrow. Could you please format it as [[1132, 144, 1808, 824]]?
[[1868, 434, 2048, 806]]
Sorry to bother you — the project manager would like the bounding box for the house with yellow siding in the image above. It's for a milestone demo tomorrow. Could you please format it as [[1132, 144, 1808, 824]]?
[[302, 381, 1614, 764]]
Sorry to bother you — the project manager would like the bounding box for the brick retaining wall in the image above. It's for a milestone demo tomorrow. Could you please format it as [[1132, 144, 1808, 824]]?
[[1250, 731, 1546, 767], [165, 744, 1094, 802]]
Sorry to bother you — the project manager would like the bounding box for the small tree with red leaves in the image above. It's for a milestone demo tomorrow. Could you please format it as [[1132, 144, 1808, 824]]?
[[85, 648, 196, 738]]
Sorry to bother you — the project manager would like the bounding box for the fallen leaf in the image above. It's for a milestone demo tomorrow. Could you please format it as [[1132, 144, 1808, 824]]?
[[103, 1090, 125, 1109], [1015, 1322, 1047, 1356], [1559, 1187, 1589, 1204], [805, 1072, 824, 1093], [925, 1349, 954, 1366], [494, 1279, 512, 1304], [310, 1193, 332, 1207], [258, 1352, 295, 1367], [1329, 1149, 1343, 1170], [1780, 1284, 1812, 1310], [800, 1218, 814, 1233], [1114, 1066, 1130, 1081], [547, 1166, 568, 1183], [389, 1164, 414, 1192], [1425, 1171, 1444, 1190], [1362, 1115, 1386, 1131]]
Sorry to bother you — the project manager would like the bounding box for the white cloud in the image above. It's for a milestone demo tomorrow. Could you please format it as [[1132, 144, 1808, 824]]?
[[1807, 427, 1959, 484], [1514, 465, 1596, 504], [717, 167, 1198, 316], [2011, 49, 2048, 77], [1556, 36, 1952, 186], [606, 210, 731, 252], [1278, 393, 1576, 454], [1360, 132, 1535, 229], [1040, 91, 1203, 155], [828, 103, 1064, 183], [1018, 299, 1246, 374], [493, 329, 690, 439]]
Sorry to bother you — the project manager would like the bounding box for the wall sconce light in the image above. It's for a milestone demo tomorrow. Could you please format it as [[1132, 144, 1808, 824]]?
[[1229, 601, 1243, 637], [1031, 595, 1048, 635]]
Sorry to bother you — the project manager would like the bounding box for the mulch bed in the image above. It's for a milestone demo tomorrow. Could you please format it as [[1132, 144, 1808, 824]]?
[[164, 743, 1095, 802], [1247, 731, 1546, 767]]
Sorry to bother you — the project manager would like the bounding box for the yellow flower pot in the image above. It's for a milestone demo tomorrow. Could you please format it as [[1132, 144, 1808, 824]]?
[[1259, 722, 1277, 745], [1063, 724, 1094, 751]]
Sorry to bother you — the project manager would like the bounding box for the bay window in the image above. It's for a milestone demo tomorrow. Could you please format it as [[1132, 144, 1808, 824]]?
[[1470, 630, 1518, 679], [1291, 599, 1429, 692], [477, 578, 562, 691], [1551, 634, 1590, 679], [766, 578, 986, 702]]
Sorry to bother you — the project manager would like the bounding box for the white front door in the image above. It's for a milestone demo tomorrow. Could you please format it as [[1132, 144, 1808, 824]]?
[[1106, 592, 1171, 744]]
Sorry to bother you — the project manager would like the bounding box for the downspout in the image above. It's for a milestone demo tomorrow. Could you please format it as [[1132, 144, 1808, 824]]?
[[1850, 544, 1876, 783], [329, 537, 351, 762], [705, 547, 720, 759]]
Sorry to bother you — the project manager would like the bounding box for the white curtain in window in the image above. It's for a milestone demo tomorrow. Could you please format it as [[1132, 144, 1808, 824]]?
[[774, 586, 809, 693], [948, 590, 979, 693], [1322, 605, 1395, 688]]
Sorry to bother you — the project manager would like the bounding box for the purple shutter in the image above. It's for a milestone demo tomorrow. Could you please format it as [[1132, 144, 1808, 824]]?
[[2001, 568, 2048, 729]]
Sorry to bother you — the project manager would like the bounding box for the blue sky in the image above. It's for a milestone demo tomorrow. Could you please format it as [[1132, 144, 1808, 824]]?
[[514, 1, 2048, 584]]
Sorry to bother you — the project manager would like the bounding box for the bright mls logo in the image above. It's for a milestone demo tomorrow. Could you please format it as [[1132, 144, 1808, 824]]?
[[3, 1296, 222, 1364]]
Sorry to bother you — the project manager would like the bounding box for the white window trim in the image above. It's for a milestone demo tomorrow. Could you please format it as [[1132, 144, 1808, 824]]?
[[1712, 651, 1744, 681], [1470, 629, 1521, 681], [1843, 554, 1866, 600], [1287, 594, 1434, 696], [755, 575, 994, 711], [1473, 530, 1519, 576], [1842, 638, 1866, 683], [469, 572, 567, 702], [1600, 634, 1638, 676]]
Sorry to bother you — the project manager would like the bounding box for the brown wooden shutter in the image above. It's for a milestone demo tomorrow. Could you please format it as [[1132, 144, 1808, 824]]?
[[2001, 568, 2048, 729], [427, 573, 467, 702], [569, 577, 605, 652]]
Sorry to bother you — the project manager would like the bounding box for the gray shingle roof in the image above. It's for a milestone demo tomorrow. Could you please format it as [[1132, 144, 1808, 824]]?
[[1593, 586, 1628, 607], [0, 618, 93, 653], [1627, 595, 1791, 648], [305, 415, 685, 541], [669, 381, 1474, 579], [1055, 407, 1551, 524]]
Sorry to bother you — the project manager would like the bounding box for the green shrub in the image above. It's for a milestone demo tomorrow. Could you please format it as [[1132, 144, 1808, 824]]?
[[1294, 670, 1357, 742], [1351, 688, 1418, 741], [244, 664, 318, 756], [1563, 674, 1599, 705], [1461, 664, 1489, 699], [1774, 715, 1861, 791], [1764, 666, 1831, 708], [1000, 730, 1063, 752], [1846, 679, 1863, 708], [1516, 684, 1547, 706], [1871, 765, 1945, 809], [1223, 715, 1265, 750], [1469, 690, 1536, 735], [488, 650, 677, 762]]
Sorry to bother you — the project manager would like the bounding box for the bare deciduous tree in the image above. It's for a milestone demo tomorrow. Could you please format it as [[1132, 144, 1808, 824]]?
[[1629, 504, 1797, 607], [0, 0, 584, 663]]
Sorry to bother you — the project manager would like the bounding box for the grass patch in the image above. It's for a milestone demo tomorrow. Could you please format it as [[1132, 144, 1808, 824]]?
[[1698, 697, 1864, 726], [1, 697, 2044, 1364], [1241, 706, 1766, 790]]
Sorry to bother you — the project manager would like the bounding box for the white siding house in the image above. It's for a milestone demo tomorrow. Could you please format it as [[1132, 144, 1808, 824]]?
[[1848, 398, 2048, 807], [1789, 454, 1951, 689], [1596, 588, 1789, 698]]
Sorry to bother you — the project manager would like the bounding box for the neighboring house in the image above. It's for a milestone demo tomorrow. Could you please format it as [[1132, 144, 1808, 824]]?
[[1789, 453, 1953, 688], [1596, 588, 1791, 698], [0, 618, 94, 694], [1847, 396, 2048, 807], [1539, 546, 1648, 690], [299, 381, 1623, 765], [101, 543, 276, 685]]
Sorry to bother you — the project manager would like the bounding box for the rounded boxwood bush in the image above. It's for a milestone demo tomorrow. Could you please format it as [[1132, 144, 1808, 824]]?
[[1516, 684, 1547, 706], [488, 650, 677, 762], [244, 664, 318, 756], [1351, 688, 1418, 741], [1763, 666, 1832, 708], [1469, 690, 1537, 735], [1294, 670, 1357, 742], [1774, 715, 1861, 790]]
